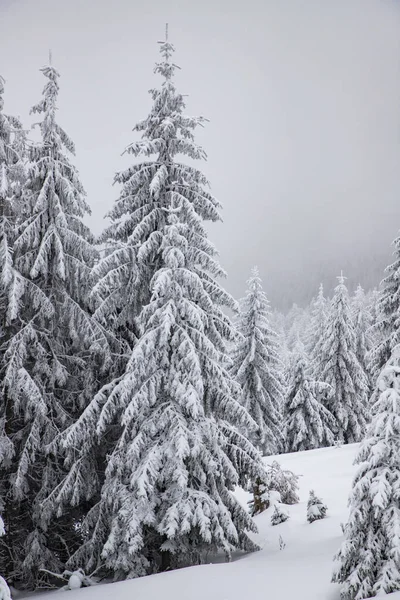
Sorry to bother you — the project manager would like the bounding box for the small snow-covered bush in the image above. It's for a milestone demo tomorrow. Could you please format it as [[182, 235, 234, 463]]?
[[307, 490, 327, 523], [271, 504, 289, 526]]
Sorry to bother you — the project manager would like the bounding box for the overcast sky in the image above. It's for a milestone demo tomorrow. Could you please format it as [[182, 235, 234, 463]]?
[[1, 0, 400, 309]]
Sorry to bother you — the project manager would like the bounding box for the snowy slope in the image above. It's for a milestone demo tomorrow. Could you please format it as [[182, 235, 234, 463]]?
[[29, 444, 400, 600]]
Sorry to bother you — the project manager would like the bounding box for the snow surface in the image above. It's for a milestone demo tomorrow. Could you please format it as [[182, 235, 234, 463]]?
[[28, 444, 400, 600]]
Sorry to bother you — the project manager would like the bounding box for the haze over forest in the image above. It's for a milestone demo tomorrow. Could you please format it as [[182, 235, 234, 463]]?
[[1, 0, 400, 309]]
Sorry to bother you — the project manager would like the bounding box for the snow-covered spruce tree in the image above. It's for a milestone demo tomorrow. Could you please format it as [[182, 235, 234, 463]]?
[[285, 303, 310, 352], [265, 461, 299, 505], [285, 341, 336, 452], [0, 76, 25, 327], [0, 76, 29, 587], [351, 285, 373, 389], [47, 34, 265, 579], [0, 64, 104, 588], [368, 234, 400, 383], [271, 504, 289, 526], [307, 283, 328, 377], [307, 490, 327, 523], [367, 287, 381, 348], [231, 267, 285, 455], [317, 274, 369, 444], [332, 358, 400, 599], [249, 461, 299, 516]]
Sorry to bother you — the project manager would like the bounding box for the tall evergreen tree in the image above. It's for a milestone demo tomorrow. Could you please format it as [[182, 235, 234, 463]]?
[[0, 75, 29, 586], [332, 356, 400, 599], [285, 303, 309, 352], [351, 285, 373, 389], [317, 274, 369, 444], [368, 234, 400, 382], [0, 75, 25, 328], [48, 33, 264, 579], [307, 283, 328, 377], [285, 341, 336, 452], [231, 267, 285, 455], [0, 63, 103, 588]]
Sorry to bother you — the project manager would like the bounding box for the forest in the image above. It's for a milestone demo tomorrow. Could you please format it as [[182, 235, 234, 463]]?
[[0, 29, 399, 600]]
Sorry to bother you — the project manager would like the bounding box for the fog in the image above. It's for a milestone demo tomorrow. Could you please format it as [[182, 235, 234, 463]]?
[[1, 0, 400, 309]]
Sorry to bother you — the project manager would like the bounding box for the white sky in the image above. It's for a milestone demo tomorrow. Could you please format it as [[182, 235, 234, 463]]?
[[1, 0, 400, 308]]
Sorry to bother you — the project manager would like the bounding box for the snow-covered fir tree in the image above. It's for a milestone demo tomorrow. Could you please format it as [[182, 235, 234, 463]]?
[[285, 341, 336, 452], [0, 63, 103, 588], [307, 490, 327, 523], [250, 461, 299, 516], [368, 233, 400, 382], [47, 33, 265, 579], [231, 267, 285, 455], [0, 76, 29, 587], [271, 504, 289, 526], [317, 274, 369, 444], [0, 75, 25, 328], [285, 303, 310, 352], [366, 287, 381, 346], [351, 285, 373, 389], [265, 461, 299, 505], [307, 284, 328, 377], [332, 355, 400, 599]]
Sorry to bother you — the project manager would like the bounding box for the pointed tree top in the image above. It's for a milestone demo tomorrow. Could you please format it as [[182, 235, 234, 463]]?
[[337, 270, 347, 285], [156, 24, 177, 80], [49, 49, 52, 65], [251, 265, 260, 278]]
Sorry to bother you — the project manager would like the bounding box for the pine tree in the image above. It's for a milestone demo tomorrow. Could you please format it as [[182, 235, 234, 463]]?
[[307, 284, 328, 377], [351, 285, 373, 389], [0, 74, 25, 338], [231, 267, 285, 455], [0, 75, 29, 587], [317, 274, 369, 444], [0, 63, 103, 588], [0, 75, 26, 335], [285, 341, 336, 452], [307, 490, 327, 523], [368, 234, 400, 382], [285, 303, 310, 351], [332, 359, 400, 599], [250, 461, 299, 515], [48, 32, 264, 579], [271, 504, 289, 526]]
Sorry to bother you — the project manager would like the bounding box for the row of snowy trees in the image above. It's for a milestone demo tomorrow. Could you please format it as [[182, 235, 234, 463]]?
[[232, 261, 400, 600], [232, 267, 376, 458]]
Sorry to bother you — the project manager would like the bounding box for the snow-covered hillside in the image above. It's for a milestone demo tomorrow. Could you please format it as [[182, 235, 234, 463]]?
[[25, 443, 399, 600]]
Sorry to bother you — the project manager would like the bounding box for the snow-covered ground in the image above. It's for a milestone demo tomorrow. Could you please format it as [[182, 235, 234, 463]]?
[[29, 444, 400, 600]]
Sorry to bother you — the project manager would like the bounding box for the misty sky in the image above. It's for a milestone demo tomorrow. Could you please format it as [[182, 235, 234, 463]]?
[[1, 0, 400, 309]]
